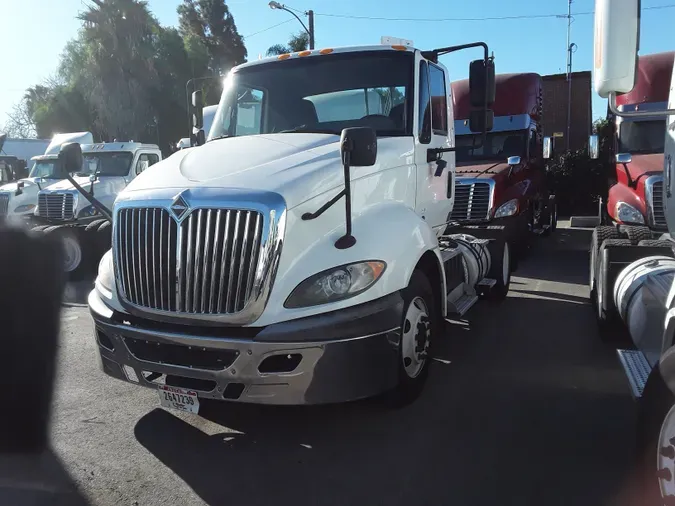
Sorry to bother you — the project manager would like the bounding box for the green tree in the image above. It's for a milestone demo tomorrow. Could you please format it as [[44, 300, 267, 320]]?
[[178, 0, 247, 75], [266, 31, 309, 56]]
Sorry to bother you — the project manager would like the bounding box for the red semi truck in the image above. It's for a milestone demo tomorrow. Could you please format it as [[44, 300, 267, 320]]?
[[450, 73, 557, 268], [589, 51, 674, 333]]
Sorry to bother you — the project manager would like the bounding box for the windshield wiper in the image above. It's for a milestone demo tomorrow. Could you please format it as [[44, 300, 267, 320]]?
[[278, 126, 340, 135], [208, 134, 231, 143]]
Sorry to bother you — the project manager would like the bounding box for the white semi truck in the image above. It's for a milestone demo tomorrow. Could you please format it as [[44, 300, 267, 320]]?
[[81, 41, 511, 410], [589, 0, 675, 503], [0, 132, 94, 222], [29, 141, 162, 276]]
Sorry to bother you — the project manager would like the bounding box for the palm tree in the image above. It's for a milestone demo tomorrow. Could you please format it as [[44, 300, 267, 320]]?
[[266, 32, 309, 56]]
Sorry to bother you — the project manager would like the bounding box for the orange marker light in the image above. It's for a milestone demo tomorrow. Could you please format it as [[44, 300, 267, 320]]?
[[298, 50, 312, 57], [391, 45, 407, 51], [367, 261, 386, 280], [319, 48, 334, 54], [278, 53, 291, 60]]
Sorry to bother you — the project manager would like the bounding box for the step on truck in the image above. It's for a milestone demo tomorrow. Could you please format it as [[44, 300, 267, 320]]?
[[588, 51, 675, 337], [29, 141, 162, 276], [81, 40, 512, 410], [590, 1, 675, 503], [0, 132, 94, 223], [451, 73, 557, 273]]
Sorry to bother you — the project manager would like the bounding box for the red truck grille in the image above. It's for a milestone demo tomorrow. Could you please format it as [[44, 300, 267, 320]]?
[[450, 181, 492, 221]]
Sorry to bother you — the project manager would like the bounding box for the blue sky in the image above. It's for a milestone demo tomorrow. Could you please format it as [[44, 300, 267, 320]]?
[[1, 0, 674, 133]]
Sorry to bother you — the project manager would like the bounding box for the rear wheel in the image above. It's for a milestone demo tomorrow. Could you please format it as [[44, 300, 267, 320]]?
[[589, 225, 621, 295], [542, 196, 557, 236], [592, 238, 631, 341], [488, 240, 511, 301], [635, 364, 675, 505], [625, 226, 653, 245], [85, 219, 107, 233], [43, 226, 84, 276], [384, 269, 436, 407]]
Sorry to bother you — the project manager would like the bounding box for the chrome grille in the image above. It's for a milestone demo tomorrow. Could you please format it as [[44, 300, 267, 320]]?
[[450, 182, 492, 221], [38, 193, 75, 220], [116, 207, 264, 315], [648, 178, 667, 229], [0, 193, 8, 217]]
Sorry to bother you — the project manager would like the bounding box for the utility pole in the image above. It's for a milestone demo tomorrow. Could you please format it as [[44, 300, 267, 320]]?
[[566, 0, 573, 151], [308, 10, 315, 50]]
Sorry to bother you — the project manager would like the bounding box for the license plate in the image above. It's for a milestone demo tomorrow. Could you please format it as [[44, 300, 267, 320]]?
[[157, 385, 200, 414]]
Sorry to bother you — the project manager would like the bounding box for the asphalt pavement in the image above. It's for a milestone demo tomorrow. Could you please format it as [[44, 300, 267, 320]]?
[[49, 223, 637, 506]]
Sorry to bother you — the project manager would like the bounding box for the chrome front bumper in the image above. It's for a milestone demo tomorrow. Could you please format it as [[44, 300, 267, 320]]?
[[89, 290, 403, 405]]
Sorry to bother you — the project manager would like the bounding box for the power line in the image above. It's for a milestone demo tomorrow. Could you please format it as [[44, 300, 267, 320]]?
[[243, 18, 293, 38], [312, 3, 675, 22]]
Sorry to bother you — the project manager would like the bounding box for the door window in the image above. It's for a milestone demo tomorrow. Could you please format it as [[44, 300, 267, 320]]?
[[135, 153, 159, 175], [429, 64, 448, 135], [418, 61, 431, 144]]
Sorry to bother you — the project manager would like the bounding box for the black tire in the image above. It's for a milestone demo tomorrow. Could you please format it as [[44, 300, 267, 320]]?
[[625, 226, 653, 245], [43, 226, 86, 279], [593, 238, 631, 341], [97, 220, 111, 233], [29, 225, 51, 233], [589, 225, 621, 293], [85, 219, 107, 233], [487, 240, 511, 301], [638, 239, 674, 249], [383, 269, 437, 407], [635, 363, 675, 506]]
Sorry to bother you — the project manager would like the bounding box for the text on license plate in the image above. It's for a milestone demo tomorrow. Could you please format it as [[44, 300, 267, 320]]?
[[157, 385, 200, 414]]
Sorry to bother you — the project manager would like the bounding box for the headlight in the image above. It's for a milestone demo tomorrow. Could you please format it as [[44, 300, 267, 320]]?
[[615, 202, 645, 224], [97, 250, 114, 292], [14, 204, 35, 213], [284, 261, 386, 309], [494, 199, 519, 218], [78, 205, 99, 218]]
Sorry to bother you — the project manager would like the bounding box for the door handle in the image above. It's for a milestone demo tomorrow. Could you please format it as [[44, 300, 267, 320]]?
[[434, 159, 448, 177]]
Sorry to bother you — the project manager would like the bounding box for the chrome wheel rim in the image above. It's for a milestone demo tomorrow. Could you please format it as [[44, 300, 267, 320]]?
[[657, 404, 675, 498], [62, 235, 82, 273], [401, 296, 430, 379]]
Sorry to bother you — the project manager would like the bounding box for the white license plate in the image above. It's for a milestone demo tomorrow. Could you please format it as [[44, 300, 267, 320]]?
[[157, 385, 200, 414]]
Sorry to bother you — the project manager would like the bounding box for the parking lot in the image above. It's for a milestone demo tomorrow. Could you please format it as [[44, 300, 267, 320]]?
[[52, 223, 637, 506]]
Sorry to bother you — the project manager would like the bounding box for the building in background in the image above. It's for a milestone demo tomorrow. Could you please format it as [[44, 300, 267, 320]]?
[[541, 71, 592, 152]]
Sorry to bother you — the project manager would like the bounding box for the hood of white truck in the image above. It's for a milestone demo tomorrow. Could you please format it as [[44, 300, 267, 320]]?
[[0, 177, 47, 193], [45, 175, 94, 191], [125, 134, 352, 209]]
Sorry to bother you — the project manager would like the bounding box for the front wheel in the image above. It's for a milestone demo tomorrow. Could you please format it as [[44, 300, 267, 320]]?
[[636, 364, 675, 505], [384, 269, 437, 407], [488, 240, 511, 301], [43, 226, 83, 275]]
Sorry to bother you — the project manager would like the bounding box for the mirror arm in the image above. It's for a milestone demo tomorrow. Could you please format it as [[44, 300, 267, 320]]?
[[621, 163, 637, 189], [64, 173, 112, 222], [608, 91, 675, 118], [301, 189, 345, 221], [334, 151, 356, 250]]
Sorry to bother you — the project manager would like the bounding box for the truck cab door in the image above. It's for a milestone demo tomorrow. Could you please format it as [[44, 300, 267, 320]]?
[[414, 56, 454, 235]]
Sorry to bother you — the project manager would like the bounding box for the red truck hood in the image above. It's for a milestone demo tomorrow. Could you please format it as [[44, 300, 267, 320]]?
[[455, 161, 509, 179], [627, 153, 664, 176]]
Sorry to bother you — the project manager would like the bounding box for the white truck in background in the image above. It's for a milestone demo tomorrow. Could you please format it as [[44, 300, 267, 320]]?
[[0, 132, 94, 222], [588, 1, 675, 503], [29, 141, 162, 276], [79, 40, 513, 411]]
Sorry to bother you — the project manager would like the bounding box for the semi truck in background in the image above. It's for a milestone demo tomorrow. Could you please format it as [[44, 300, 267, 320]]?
[[588, 52, 674, 335], [0, 132, 94, 221], [589, 0, 675, 503], [451, 73, 557, 274], [81, 40, 515, 411], [29, 141, 162, 276]]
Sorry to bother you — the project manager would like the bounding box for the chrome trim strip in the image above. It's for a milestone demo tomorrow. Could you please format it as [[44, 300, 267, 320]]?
[[112, 188, 287, 326]]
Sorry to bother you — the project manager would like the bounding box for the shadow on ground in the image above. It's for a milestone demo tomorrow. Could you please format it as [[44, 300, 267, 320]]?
[[134, 247, 635, 506]]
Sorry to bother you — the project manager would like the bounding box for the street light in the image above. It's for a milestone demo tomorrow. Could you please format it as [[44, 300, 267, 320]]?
[[268, 2, 315, 50]]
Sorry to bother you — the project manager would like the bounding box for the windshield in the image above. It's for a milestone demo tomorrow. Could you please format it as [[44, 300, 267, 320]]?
[[455, 130, 527, 162], [617, 119, 666, 154], [29, 160, 61, 179], [209, 51, 413, 140], [79, 152, 133, 177]]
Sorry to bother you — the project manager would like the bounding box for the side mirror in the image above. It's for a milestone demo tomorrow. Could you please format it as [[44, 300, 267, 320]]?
[[469, 58, 496, 108], [589, 135, 599, 160], [58, 142, 83, 174], [15, 181, 24, 197], [543, 136, 553, 159], [0, 133, 6, 155], [616, 153, 632, 164], [340, 127, 377, 167], [508, 156, 521, 166], [593, 0, 639, 98], [89, 173, 98, 183], [469, 109, 494, 133], [192, 130, 206, 147], [191, 90, 204, 130]]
